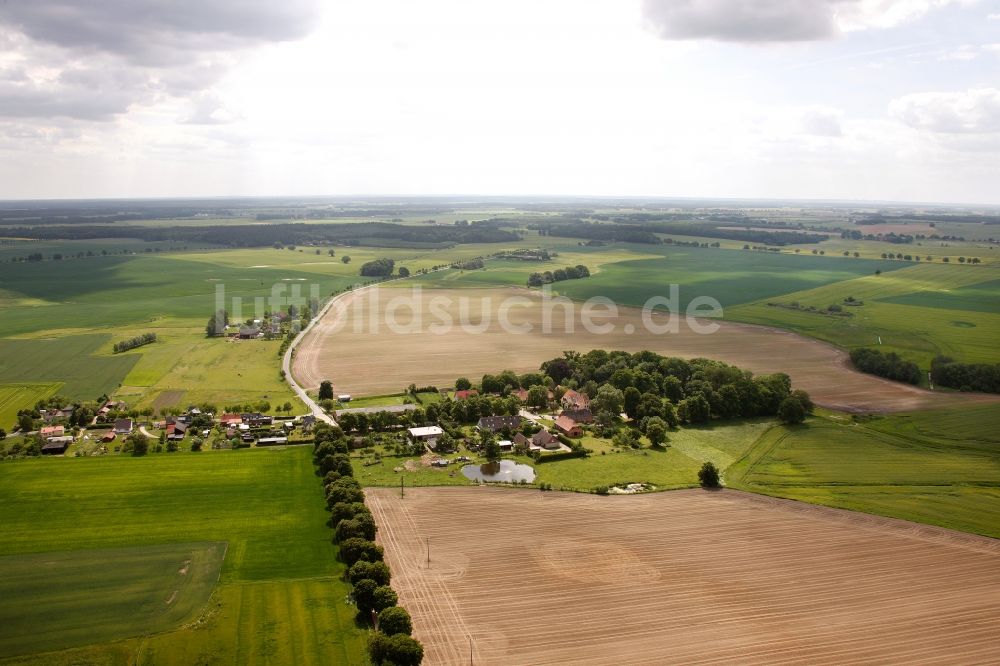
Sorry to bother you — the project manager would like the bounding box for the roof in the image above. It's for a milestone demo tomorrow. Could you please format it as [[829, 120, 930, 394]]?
[[114, 419, 133, 430], [408, 426, 444, 438], [561, 389, 589, 407], [555, 415, 580, 432], [454, 389, 479, 400], [220, 413, 242, 423], [533, 430, 558, 445]]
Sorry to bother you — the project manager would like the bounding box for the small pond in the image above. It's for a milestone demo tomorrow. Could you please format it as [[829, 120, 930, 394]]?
[[461, 460, 536, 483]]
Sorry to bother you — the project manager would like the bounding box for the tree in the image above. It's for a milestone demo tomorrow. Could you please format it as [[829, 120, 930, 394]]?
[[352, 578, 379, 612], [483, 433, 501, 462], [342, 255, 351, 264], [678, 394, 711, 424], [527, 385, 549, 409], [128, 432, 149, 456], [339, 538, 384, 566], [454, 377, 472, 391], [698, 462, 721, 488], [368, 633, 424, 666], [398, 266, 410, 278], [318, 380, 334, 401], [623, 386, 641, 420], [372, 585, 398, 613], [18, 412, 33, 432], [205, 309, 228, 337], [377, 606, 413, 636], [778, 395, 808, 424], [328, 248, 336, 257], [590, 385, 624, 418], [644, 416, 668, 447], [348, 560, 392, 586]]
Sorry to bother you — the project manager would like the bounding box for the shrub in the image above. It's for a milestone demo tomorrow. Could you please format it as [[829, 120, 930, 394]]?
[[698, 462, 721, 488]]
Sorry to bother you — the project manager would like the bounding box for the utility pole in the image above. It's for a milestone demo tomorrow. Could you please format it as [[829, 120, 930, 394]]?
[[426, 537, 430, 568], [470, 636, 473, 665], [400, 476, 404, 499]]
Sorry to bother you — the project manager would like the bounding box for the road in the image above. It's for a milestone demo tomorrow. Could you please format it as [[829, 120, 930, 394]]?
[[283, 269, 446, 426]]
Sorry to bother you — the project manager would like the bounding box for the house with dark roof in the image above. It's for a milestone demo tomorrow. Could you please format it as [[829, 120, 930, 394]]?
[[476, 415, 522, 433], [560, 408, 594, 424], [114, 419, 134, 435], [41, 438, 72, 455]]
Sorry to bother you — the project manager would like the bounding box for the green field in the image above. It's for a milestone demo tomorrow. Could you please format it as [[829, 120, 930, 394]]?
[[727, 406, 1000, 538], [0, 447, 366, 663], [0, 335, 138, 401], [0, 542, 225, 657], [0, 383, 61, 431], [728, 263, 1000, 366]]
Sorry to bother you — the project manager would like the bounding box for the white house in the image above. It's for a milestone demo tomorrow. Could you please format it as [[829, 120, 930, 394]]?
[[408, 425, 444, 448]]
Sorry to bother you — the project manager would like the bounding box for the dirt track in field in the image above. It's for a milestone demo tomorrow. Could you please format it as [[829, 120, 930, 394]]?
[[292, 287, 997, 412], [367, 487, 1000, 666]]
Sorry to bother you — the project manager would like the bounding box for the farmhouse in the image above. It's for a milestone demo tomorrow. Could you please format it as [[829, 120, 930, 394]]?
[[238, 325, 260, 339], [560, 389, 590, 410], [408, 425, 444, 448], [220, 413, 242, 426], [168, 422, 188, 440], [241, 412, 273, 426], [477, 415, 522, 433], [554, 415, 583, 438], [113, 419, 133, 435], [39, 425, 65, 438], [560, 408, 594, 424]]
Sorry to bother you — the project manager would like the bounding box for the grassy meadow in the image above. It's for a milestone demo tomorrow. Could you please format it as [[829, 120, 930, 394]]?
[[727, 405, 1000, 538], [0, 447, 366, 663]]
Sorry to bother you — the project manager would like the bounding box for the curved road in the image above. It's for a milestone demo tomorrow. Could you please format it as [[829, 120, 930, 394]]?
[[283, 269, 446, 426]]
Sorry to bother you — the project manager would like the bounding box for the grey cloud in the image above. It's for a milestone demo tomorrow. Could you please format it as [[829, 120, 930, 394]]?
[[800, 108, 843, 136], [0, 1, 321, 66], [641, 0, 840, 42], [890, 88, 1000, 134], [0, 1, 320, 124]]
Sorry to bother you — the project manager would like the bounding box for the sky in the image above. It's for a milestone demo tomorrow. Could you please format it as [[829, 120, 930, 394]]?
[[0, 0, 998, 204]]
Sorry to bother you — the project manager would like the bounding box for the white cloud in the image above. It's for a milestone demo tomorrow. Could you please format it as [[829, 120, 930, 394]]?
[[642, 0, 971, 42], [889, 88, 1000, 133]]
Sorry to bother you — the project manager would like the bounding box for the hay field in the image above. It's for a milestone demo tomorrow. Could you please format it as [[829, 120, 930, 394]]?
[[293, 287, 997, 412], [368, 487, 1000, 666]]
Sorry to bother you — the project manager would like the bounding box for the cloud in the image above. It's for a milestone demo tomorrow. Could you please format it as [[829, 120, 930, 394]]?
[[0, 1, 321, 122], [800, 107, 844, 136], [889, 88, 1000, 133], [182, 93, 243, 125], [641, 0, 968, 43]]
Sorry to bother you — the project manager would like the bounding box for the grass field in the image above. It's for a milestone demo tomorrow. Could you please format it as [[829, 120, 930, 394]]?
[[0, 542, 225, 657], [0, 447, 366, 662], [368, 487, 1000, 665], [0, 383, 61, 430], [0, 335, 138, 401], [728, 263, 1000, 367], [728, 405, 1000, 538]]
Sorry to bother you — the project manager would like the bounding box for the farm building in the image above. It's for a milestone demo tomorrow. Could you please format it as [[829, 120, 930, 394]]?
[[100, 431, 116, 443], [113, 419, 133, 435], [337, 394, 352, 403], [554, 415, 583, 438], [560, 389, 590, 410], [408, 425, 444, 448], [168, 422, 188, 440], [41, 438, 72, 455], [477, 415, 523, 433], [454, 389, 479, 400], [238, 326, 261, 339], [241, 412, 273, 426], [498, 440, 514, 452], [40, 425, 65, 438], [257, 437, 288, 446]]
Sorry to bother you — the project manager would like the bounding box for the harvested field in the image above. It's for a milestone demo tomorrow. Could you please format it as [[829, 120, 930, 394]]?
[[293, 287, 997, 412], [367, 487, 1000, 666]]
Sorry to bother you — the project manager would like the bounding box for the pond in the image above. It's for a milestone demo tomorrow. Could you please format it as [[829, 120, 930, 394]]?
[[461, 460, 536, 483]]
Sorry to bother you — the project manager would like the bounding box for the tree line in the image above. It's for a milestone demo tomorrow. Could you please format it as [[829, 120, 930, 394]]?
[[360, 258, 396, 277], [527, 264, 590, 287], [113, 332, 157, 354], [931, 356, 1000, 393], [849, 348, 921, 385], [311, 425, 424, 665]]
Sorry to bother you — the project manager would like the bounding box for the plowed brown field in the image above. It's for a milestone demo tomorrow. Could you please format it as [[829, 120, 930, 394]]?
[[293, 287, 997, 412], [367, 487, 1000, 666]]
